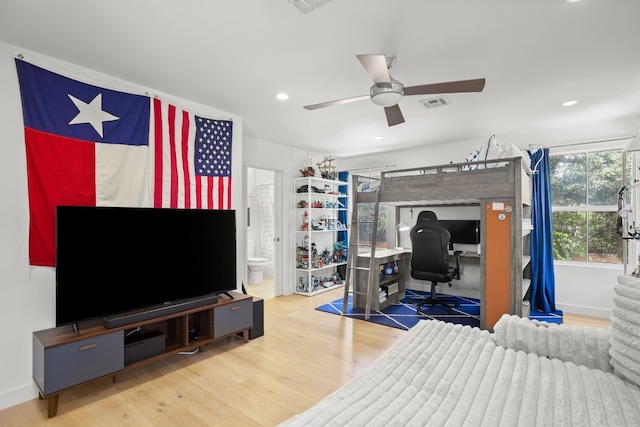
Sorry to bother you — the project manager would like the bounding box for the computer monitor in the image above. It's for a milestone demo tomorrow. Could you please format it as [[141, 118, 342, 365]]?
[[438, 219, 481, 247]]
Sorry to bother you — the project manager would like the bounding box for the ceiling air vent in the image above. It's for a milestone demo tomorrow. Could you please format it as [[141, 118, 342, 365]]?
[[291, 0, 331, 12], [420, 96, 450, 109]]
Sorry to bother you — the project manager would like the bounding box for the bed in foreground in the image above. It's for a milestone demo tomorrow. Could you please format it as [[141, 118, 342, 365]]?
[[279, 282, 640, 426]]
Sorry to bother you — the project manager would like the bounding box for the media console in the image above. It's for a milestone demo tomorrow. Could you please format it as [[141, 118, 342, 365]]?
[[32, 291, 253, 418]]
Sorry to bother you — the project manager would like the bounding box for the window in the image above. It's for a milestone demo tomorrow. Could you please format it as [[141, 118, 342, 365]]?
[[357, 203, 388, 249], [550, 149, 627, 263]]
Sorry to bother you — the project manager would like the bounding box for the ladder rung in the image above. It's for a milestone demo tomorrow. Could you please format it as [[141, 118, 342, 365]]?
[[349, 266, 371, 271], [346, 290, 368, 296]]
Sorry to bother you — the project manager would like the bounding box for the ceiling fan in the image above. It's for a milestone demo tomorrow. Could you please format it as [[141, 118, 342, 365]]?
[[303, 54, 486, 127]]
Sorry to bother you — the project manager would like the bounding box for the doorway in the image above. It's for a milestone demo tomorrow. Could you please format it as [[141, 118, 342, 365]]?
[[245, 166, 282, 300]]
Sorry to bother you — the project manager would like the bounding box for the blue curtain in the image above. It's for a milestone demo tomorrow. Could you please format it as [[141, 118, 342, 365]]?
[[527, 148, 556, 312]]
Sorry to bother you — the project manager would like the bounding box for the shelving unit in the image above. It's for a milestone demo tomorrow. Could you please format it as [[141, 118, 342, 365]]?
[[33, 292, 253, 418], [521, 200, 533, 317], [294, 176, 349, 296]]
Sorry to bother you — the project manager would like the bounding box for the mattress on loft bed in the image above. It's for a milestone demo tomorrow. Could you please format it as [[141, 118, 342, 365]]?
[[279, 319, 640, 427]]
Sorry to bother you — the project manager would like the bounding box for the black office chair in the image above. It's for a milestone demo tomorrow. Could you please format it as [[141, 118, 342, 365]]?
[[409, 211, 460, 314]]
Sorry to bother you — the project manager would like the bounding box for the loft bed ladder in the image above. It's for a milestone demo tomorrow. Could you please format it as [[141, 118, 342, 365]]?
[[342, 176, 381, 320]]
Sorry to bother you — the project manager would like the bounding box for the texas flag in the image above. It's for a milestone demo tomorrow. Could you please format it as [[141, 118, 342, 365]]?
[[15, 59, 151, 267]]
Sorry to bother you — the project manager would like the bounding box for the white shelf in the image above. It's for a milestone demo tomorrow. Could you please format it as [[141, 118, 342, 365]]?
[[294, 282, 344, 297], [295, 176, 349, 296], [296, 261, 347, 273], [296, 229, 348, 234]]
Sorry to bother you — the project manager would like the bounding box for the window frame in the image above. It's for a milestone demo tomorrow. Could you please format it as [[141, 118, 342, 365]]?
[[549, 144, 626, 265]]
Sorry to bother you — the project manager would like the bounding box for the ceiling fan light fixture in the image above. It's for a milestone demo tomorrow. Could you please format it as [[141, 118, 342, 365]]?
[[370, 81, 404, 107]]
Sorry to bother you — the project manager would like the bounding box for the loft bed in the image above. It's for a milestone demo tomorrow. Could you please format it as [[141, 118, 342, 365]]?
[[352, 156, 532, 329], [354, 156, 531, 206]]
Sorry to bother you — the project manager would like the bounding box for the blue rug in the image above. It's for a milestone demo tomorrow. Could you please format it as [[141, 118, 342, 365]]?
[[315, 289, 481, 331], [529, 308, 564, 324], [316, 289, 564, 330]]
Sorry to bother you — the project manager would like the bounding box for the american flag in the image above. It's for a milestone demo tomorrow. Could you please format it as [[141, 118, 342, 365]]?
[[152, 98, 232, 210]]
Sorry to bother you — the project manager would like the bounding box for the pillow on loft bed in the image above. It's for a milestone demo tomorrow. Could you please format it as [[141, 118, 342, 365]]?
[[462, 134, 528, 170]]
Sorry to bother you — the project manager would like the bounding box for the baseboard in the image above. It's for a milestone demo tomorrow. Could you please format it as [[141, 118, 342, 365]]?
[[555, 303, 611, 320], [0, 382, 38, 412]]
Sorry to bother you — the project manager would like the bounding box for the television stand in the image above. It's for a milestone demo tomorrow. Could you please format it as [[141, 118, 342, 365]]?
[[220, 291, 235, 299], [33, 291, 253, 418]]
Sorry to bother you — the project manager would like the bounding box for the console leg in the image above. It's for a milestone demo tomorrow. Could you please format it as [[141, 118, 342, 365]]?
[[47, 394, 59, 418], [242, 328, 249, 343]]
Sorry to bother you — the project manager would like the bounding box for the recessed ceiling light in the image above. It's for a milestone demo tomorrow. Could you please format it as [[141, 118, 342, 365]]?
[[373, 136, 383, 140], [562, 100, 578, 107], [275, 93, 289, 101], [565, 0, 581, 3]]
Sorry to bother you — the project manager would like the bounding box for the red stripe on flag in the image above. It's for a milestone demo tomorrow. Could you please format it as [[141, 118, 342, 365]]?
[[217, 176, 224, 209], [153, 98, 163, 208], [181, 110, 191, 209], [168, 104, 178, 209], [208, 176, 215, 209], [195, 177, 203, 209]]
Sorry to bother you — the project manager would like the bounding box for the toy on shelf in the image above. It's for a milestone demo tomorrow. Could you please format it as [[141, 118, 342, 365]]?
[[316, 156, 337, 180], [300, 153, 315, 177]]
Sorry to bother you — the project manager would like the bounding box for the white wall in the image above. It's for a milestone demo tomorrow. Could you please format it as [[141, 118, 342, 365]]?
[[337, 135, 625, 320], [0, 42, 243, 411]]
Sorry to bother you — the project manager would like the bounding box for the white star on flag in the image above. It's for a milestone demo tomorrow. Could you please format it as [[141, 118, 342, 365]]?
[[68, 93, 119, 137]]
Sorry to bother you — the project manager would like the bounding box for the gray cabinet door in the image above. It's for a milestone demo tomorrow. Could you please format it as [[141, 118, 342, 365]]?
[[34, 330, 124, 395], [213, 299, 252, 338]]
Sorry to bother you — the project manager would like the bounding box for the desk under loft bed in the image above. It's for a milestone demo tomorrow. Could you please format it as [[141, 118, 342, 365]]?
[[352, 156, 532, 330]]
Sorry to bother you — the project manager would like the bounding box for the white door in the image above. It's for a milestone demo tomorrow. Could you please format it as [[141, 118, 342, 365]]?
[[245, 166, 282, 299]]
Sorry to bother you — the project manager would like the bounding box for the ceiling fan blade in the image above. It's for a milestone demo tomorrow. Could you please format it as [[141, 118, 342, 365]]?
[[403, 78, 486, 96], [303, 94, 370, 110], [356, 54, 391, 84], [384, 104, 405, 127]]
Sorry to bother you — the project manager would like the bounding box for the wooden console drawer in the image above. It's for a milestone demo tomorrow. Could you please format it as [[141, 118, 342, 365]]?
[[213, 298, 252, 338], [33, 330, 124, 395]]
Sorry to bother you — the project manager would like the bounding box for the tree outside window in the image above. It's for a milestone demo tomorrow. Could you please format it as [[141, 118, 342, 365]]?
[[357, 203, 388, 249], [550, 149, 625, 263]]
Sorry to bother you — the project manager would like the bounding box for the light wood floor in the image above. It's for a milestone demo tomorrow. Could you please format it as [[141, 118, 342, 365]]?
[[0, 289, 610, 427]]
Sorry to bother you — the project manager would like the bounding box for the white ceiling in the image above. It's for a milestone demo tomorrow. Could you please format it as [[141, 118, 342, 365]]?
[[1, 0, 640, 158]]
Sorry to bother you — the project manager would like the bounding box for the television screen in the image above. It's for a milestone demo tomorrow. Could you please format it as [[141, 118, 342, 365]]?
[[438, 219, 481, 245], [55, 206, 237, 326]]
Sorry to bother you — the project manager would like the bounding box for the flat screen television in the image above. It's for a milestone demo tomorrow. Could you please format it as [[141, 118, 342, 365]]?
[[438, 219, 481, 245], [55, 206, 237, 327]]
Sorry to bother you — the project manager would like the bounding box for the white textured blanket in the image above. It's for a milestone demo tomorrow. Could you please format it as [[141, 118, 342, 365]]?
[[493, 314, 613, 372], [280, 320, 640, 426], [610, 275, 640, 388]]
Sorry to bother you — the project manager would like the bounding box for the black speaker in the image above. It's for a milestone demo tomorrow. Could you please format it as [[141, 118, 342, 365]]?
[[250, 297, 264, 340]]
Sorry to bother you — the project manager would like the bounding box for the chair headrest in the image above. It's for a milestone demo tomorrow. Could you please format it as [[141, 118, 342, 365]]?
[[416, 210, 438, 222]]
